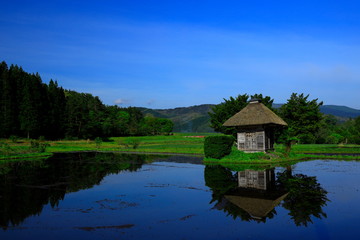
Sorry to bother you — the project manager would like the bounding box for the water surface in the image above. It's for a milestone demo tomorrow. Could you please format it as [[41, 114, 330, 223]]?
[[1, 153, 360, 239]]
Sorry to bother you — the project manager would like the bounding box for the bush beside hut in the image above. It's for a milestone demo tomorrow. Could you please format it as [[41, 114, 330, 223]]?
[[204, 135, 235, 159]]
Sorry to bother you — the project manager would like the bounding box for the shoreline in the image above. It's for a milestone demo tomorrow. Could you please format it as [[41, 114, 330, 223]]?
[[2, 149, 360, 163]]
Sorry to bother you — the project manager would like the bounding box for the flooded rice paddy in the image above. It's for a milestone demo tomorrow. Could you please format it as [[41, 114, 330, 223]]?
[[1, 152, 360, 239]]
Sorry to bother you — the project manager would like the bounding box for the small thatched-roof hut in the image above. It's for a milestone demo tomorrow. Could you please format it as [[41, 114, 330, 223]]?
[[223, 99, 287, 152]]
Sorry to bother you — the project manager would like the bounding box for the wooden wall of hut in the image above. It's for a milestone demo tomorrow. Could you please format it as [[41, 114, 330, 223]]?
[[236, 126, 276, 152]]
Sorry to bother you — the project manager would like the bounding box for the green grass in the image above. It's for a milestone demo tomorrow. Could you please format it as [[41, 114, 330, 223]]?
[[47, 133, 217, 155], [0, 133, 220, 161], [204, 144, 360, 166], [282, 143, 360, 154], [2, 134, 360, 163], [48, 135, 208, 154], [0, 140, 53, 161]]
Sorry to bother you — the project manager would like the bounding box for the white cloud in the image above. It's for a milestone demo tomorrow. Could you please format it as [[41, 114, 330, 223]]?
[[114, 98, 130, 105], [147, 99, 156, 106]]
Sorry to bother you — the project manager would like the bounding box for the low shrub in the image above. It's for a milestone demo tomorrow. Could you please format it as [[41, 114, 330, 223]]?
[[129, 139, 141, 149], [95, 137, 103, 149], [38, 136, 46, 142], [101, 137, 114, 142], [204, 135, 235, 159], [0, 142, 13, 155], [30, 140, 50, 153], [118, 138, 142, 149], [10, 135, 18, 143]]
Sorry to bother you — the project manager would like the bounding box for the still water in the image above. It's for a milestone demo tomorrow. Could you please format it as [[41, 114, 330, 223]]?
[[1, 152, 360, 239]]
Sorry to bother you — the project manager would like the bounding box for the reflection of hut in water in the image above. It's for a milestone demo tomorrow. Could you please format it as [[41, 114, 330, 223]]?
[[223, 99, 287, 152], [225, 169, 288, 220], [238, 169, 275, 190]]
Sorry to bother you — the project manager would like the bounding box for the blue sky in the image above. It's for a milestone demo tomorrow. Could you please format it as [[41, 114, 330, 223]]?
[[1, 0, 360, 109]]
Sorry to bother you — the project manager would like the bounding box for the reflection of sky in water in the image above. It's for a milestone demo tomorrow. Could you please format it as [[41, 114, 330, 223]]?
[[293, 160, 360, 201], [1, 156, 360, 239]]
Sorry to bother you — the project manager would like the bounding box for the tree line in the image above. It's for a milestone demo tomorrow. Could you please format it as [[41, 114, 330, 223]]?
[[0, 61, 173, 139], [209, 93, 360, 144]]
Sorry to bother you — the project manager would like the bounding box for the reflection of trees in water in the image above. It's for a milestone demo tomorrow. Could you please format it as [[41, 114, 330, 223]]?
[[277, 170, 329, 226], [204, 165, 237, 203], [0, 152, 152, 229], [204, 165, 329, 226]]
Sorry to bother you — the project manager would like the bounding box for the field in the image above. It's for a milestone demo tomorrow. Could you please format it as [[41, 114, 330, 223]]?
[[286, 144, 360, 154], [0, 133, 216, 160], [1, 133, 360, 161], [50, 133, 217, 154]]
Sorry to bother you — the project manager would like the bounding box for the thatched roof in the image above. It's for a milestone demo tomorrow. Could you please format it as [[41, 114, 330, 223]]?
[[225, 192, 289, 219], [223, 101, 287, 127]]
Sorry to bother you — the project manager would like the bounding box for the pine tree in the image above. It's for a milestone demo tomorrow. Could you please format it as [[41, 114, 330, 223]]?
[[47, 80, 66, 139], [0, 61, 9, 137], [1, 64, 19, 137], [18, 73, 40, 138], [279, 93, 323, 144]]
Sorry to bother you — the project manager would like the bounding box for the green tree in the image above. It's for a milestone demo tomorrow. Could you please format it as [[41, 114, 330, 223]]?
[[315, 115, 334, 144], [341, 119, 355, 144], [85, 96, 105, 138], [354, 116, 360, 144], [1, 64, 51, 139], [102, 106, 131, 136], [141, 116, 174, 136], [127, 107, 144, 136], [279, 93, 323, 144], [64, 91, 87, 138], [18, 72, 45, 138], [345, 116, 360, 144], [158, 118, 174, 135], [117, 110, 131, 135], [209, 94, 248, 135], [0, 63, 19, 137], [251, 93, 275, 111], [64, 91, 105, 139], [46, 80, 66, 139]]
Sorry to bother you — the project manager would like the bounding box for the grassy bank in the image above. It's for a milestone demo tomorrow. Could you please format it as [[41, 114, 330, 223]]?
[[1, 134, 360, 162], [0, 133, 217, 160], [48, 133, 217, 155], [0, 140, 53, 161], [204, 145, 360, 166], [283, 143, 360, 154]]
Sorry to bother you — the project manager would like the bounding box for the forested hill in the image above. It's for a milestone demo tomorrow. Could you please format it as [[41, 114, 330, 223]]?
[[320, 105, 360, 119], [273, 104, 360, 120], [139, 104, 214, 133], [140, 104, 360, 133]]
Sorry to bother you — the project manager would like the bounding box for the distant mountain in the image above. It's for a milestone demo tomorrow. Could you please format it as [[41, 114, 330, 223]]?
[[320, 105, 360, 119], [273, 104, 360, 121], [139, 104, 215, 133], [139, 104, 360, 133]]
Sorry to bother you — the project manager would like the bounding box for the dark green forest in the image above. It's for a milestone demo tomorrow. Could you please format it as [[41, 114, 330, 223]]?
[[0, 61, 173, 139]]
